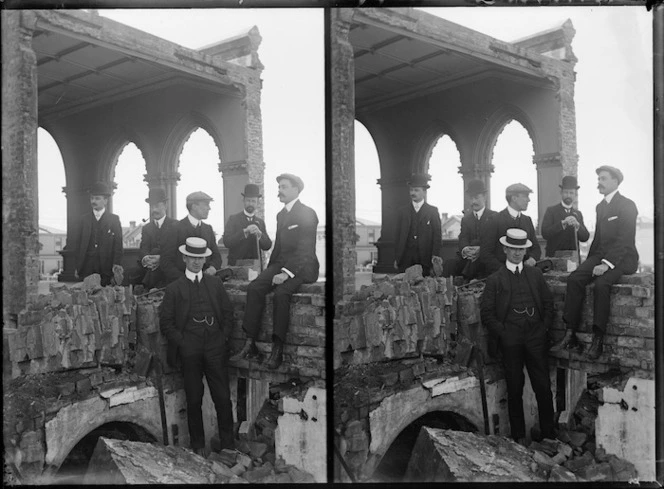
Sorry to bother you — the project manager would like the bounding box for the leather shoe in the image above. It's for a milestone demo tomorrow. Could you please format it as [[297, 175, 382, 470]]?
[[550, 329, 582, 353], [230, 338, 260, 362], [586, 333, 604, 360], [265, 342, 284, 370]]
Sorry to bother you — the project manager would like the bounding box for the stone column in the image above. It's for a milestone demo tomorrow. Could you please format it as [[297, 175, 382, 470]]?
[[331, 9, 356, 300], [240, 76, 265, 221], [373, 177, 409, 274], [2, 11, 39, 324], [533, 152, 564, 232], [219, 160, 249, 223], [144, 171, 180, 218], [59, 185, 89, 282]]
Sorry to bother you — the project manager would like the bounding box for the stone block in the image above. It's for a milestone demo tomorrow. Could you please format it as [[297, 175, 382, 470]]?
[[218, 449, 238, 467], [57, 381, 76, 397], [244, 465, 274, 483], [248, 441, 268, 459], [532, 450, 556, 468], [564, 451, 594, 473], [575, 462, 613, 482], [230, 463, 247, 476], [237, 452, 253, 468], [76, 377, 92, 395], [567, 430, 587, 448], [548, 464, 577, 482]]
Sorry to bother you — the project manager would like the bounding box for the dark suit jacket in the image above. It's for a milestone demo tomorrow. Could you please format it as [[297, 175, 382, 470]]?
[[222, 212, 272, 266], [73, 210, 123, 274], [394, 202, 442, 268], [159, 274, 234, 367], [160, 217, 223, 284], [480, 265, 554, 338], [457, 208, 498, 255], [588, 192, 639, 274], [480, 207, 542, 275], [541, 203, 589, 257], [138, 216, 177, 288], [269, 200, 319, 283]]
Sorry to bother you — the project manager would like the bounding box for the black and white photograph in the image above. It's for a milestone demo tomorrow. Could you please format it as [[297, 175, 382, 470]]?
[[2, 2, 661, 486], [330, 5, 657, 483]]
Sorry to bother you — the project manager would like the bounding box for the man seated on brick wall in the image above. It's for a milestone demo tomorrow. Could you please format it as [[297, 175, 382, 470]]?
[[160, 191, 222, 284], [71, 181, 124, 286], [222, 183, 272, 266], [230, 173, 319, 370], [480, 183, 542, 276], [541, 176, 590, 259], [159, 237, 234, 457], [443, 179, 497, 280], [480, 228, 555, 445], [551, 166, 638, 360]]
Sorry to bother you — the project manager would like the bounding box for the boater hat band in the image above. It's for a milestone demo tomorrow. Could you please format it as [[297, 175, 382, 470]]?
[[506, 235, 528, 247], [185, 244, 207, 255]]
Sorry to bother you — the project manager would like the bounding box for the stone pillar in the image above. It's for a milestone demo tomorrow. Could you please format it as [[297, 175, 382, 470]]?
[[373, 177, 408, 273], [556, 68, 579, 179], [144, 171, 180, 218], [2, 10, 39, 324], [533, 152, 564, 232], [59, 185, 88, 282], [219, 159, 249, 223], [331, 9, 356, 300], [458, 163, 494, 211]]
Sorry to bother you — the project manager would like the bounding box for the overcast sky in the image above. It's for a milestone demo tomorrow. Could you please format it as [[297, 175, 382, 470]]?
[[355, 6, 653, 232]]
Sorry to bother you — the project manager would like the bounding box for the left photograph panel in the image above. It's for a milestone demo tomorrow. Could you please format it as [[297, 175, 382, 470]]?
[[2, 9, 326, 484]]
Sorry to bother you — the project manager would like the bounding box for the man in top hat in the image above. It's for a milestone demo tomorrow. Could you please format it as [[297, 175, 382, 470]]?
[[72, 181, 124, 286], [159, 237, 235, 457], [541, 176, 590, 259], [480, 182, 542, 275], [393, 174, 443, 277], [552, 166, 638, 360], [161, 191, 222, 284], [231, 173, 319, 369], [480, 228, 555, 445], [223, 184, 272, 266], [136, 188, 178, 290], [443, 179, 497, 280]]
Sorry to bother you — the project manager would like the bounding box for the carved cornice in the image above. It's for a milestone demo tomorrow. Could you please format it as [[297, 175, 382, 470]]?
[[532, 152, 562, 168], [220, 159, 248, 176]]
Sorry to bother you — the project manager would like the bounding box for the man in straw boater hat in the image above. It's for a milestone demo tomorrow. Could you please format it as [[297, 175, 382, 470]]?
[[480, 228, 555, 445], [480, 182, 542, 276], [136, 187, 177, 290], [160, 237, 235, 457], [161, 191, 222, 284], [443, 178, 497, 280], [393, 173, 443, 277], [541, 175, 590, 259], [231, 173, 319, 369], [552, 165, 639, 360], [222, 183, 272, 266], [71, 181, 124, 286]]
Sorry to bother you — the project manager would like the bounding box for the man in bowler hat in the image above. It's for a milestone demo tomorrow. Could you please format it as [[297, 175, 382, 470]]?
[[443, 179, 497, 280], [71, 181, 123, 286], [541, 176, 590, 259], [137, 188, 178, 290], [231, 173, 319, 369], [393, 174, 443, 276], [480, 228, 555, 445], [223, 184, 272, 266], [161, 191, 223, 284], [552, 166, 639, 360], [480, 182, 542, 275], [159, 237, 235, 457]]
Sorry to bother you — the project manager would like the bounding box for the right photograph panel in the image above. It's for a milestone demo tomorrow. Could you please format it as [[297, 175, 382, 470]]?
[[330, 6, 655, 483]]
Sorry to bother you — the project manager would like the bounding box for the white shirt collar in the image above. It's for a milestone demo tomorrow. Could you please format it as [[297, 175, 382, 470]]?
[[185, 269, 203, 283], [93, 208, 106, 221], [474, 207, 485, 220], [243, 210, 256, 218], [505, 261, 523, 274], [561, 202, 573, 210], [284, 198, 299, 213], [604, 189, 619, 204], [155, 215, 166, 228], [412, 200, 424, 212], [507, 205, 521, 218], [187, 214, 201, 227]]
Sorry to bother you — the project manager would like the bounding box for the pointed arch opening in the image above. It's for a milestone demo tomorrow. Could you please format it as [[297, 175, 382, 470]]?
[[489, 120, 537, 224], [112, 142, 149, 247], [426, 134, 464, 238]]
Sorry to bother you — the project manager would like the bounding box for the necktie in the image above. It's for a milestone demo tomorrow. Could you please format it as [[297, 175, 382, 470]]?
[[155, 220, 160, 229], [194, 276, 200, 286], [514, 267, 520, 277]]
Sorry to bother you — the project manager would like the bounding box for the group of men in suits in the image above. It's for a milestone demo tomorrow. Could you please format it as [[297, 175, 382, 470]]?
[[70, 174, 318, 457]]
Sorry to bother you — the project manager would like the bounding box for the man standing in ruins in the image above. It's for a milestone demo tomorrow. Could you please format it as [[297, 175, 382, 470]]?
[[443, 179, 496, 280], [541, 176, 589, 259], [480, 228, 555, 445], [393, 174, 443, 277], [552, 166, 638, 360], [231, 174, 319, 369], [159, 237, 235, 457], [222, 184, 272, 266], [480, 182, 541, 275], [72, 181, 124, 286], [160, 191, 222, 284]]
